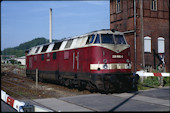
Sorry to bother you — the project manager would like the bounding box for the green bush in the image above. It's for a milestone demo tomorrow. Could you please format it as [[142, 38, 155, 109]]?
[[137, 78, 151, 90], [138, 76, 170, 89], [143, 76, 160, 87], [164, 77, 170, 86]]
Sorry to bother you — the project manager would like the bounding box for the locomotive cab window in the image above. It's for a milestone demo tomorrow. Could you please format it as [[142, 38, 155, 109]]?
[[94, 34, 100, 44], [86, 35, 95, 44], [101, 34, 115, 44], [114, 35, 126, 44]]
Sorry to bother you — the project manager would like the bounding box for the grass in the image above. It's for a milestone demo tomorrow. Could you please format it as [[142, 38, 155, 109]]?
[[17, 65, 25, 69], [137, 76, 170, 90]]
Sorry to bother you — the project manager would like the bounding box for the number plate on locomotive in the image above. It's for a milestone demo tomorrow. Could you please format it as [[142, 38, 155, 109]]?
[[112, 55, 123, 58]]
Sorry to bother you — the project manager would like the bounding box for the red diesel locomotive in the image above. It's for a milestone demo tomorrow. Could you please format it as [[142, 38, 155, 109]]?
[[25, 29, 138, 92]]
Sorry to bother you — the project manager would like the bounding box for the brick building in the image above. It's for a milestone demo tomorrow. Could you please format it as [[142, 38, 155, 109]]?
[[110, 0, 169, 72]]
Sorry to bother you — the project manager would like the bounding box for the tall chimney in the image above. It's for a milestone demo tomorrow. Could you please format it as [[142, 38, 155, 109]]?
[[49, 8, 52, 43]]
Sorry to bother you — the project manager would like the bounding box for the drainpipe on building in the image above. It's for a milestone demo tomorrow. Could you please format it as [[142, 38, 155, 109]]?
[[140, 0, 145, 70], [134, 0, 137, 72]]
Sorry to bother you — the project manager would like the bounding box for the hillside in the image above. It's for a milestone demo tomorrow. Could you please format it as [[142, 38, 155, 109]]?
[[2, 37, 57, 57]]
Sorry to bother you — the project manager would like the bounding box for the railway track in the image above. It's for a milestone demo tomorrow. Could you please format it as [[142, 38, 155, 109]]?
[[1, 78, 30, 90], [1, 64, 93, 100], [1, 69, 93, 100]]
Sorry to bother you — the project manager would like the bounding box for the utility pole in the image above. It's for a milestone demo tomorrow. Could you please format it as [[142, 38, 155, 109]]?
[[140, 0, 145, 69], [134, 0, 137, 72], [49, 8, 52, 43]]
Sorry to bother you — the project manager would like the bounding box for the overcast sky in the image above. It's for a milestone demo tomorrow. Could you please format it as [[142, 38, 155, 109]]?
[[1, 0, 110, 50]]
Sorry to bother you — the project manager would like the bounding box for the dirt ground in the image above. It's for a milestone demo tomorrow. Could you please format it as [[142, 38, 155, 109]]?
[[1, 64, 94, 100]]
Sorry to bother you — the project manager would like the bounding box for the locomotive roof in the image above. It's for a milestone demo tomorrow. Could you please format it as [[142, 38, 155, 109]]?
[[26, 29, 125, 55], [32, 29, 121, 45]]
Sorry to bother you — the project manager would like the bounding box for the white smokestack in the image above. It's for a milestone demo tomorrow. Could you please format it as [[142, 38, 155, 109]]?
[[49, 8, 52, 43]]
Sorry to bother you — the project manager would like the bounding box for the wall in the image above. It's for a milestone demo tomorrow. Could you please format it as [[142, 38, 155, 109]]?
[[110, 0, 169, 72]]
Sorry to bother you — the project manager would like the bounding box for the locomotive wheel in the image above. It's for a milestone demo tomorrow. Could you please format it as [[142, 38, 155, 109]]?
[[77, 81, 86, 91], [101, 81, 111, 94], [31, 75, 36, 81], [64, 79, 70, 87], [86, 82, 97, 93], [68, 79, 74, 88], [26, 74, 31, 79]]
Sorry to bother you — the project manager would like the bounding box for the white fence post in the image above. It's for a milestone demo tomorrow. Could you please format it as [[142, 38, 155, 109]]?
[[36, 69, 38, 88]]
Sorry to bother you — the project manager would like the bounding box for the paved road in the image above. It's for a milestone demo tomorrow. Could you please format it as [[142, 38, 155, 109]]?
[[33, 86, 170, 112], [1, 100, 17, 112], [2, 87, 170, 112], [138, 86, 170, 100]]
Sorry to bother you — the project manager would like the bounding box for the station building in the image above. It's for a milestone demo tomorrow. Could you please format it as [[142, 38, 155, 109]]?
[[110, 0, 170, 72]]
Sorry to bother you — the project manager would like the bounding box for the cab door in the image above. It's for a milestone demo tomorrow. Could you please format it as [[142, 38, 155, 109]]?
[[73, 49, 79, 73]]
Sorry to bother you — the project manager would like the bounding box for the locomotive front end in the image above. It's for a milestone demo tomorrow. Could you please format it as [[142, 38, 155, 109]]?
[[88, 30, 137, 92]]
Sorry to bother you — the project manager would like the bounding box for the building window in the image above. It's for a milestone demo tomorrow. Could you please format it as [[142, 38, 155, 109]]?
[[151, 0, 157, 11], [116, 0, 121, 13], [158, 37, 165, 53], [144, 36, 151, 53]]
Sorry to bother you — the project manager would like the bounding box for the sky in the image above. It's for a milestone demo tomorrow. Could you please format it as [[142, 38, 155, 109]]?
[[1, 0, 110, 50]]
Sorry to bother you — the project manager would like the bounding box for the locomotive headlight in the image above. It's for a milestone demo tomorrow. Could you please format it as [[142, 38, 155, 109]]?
[[126, 59, 131, 69], [103, 64, 108, 69], [103, 59, 107, 63]]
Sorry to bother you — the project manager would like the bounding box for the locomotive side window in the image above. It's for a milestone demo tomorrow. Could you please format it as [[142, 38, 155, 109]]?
[[86, 35, 95, 44], [41, 54, 44, 61], [53, 52, 56, 59], [101, 34, 115, 44], [114, 35, 126, 44], [41, 45, 49, 52], [53, 42, 62, 50], [94, 34, 100, 44], [65, 39, 73, 49]]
